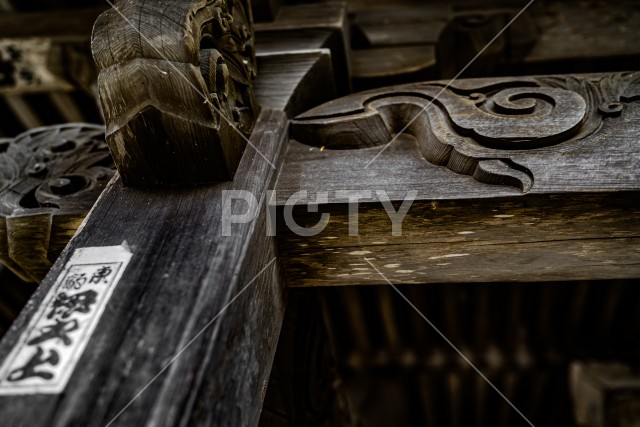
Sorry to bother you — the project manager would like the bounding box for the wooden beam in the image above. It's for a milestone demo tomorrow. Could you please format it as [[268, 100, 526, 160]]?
[[255, 2, 351, 95], [0, 46, 337, 425], [274, 72, 640, 286]]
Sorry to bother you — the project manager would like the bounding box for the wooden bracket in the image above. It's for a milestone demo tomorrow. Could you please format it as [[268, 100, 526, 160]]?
[[92, 0, 259, 187]]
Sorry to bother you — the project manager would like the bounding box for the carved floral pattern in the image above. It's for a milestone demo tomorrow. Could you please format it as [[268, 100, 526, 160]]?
[[0, 124, 114, 282]]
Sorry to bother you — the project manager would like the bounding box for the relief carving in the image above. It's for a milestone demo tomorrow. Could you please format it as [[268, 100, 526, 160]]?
[[0, 124, 114, 282], [291, 72, 640, 192], [92, 0, 258, 187]]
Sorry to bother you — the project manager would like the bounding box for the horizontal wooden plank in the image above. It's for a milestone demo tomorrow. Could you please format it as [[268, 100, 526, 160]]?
[[276, 192, 640, 286], [274, 71, 640, 286]]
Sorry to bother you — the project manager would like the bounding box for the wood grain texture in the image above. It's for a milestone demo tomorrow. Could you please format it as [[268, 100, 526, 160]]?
[[288, 73, 640, 196], [0, 110, 287, 427], [255, 2, 351, 95], [0, 42, 340, 424], [276, 193, 640, 286], [92, 0, 259, 186], [274, 72, 640, 286]]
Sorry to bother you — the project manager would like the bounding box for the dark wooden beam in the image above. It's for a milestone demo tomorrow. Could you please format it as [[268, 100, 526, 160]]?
[[0, 46, 337, 426], [255, 2, 351, 95]]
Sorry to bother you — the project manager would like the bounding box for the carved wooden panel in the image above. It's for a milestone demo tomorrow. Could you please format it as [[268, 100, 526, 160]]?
[[276, 72, 640, 286], [92, 0, 259, 186], [291, 72, 640, 193], [0, 124, 114, 283]]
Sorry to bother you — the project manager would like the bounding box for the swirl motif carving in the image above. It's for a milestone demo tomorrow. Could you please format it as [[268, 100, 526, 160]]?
[[444, 87, 587, 149], [0, 124, 115, 283], [291, 72, 639, 193]]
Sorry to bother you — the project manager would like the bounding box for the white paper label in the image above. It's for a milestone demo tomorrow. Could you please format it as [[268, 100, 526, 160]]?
[[0, 244, 132, 395]]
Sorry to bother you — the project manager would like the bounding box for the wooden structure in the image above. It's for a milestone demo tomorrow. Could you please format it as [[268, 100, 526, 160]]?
[[0, 1, 638, 426]]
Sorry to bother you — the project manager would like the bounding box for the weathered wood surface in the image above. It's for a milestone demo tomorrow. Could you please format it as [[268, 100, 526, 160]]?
[[0, 42, 338, 426], [92, 0, 259, 186], [571, 362, 640, 427], [0, 111, 287, 427], [255, 2, 351, 96], [274, 72, 640, 286], [0, 124, 114, 283]]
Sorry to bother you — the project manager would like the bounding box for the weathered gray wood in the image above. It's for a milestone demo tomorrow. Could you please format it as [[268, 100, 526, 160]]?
[[92, 0, 259, 186], [274, 72, 640, 286], [0, 111, 286, 427], [0, 42, 339, 426], [255, 2, 351, 95]]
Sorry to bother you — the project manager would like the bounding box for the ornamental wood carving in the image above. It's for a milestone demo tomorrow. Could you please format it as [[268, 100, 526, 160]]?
[[291, 72, 640, 193], [0, 124, 114, 283], [92, 0, 259, 187]]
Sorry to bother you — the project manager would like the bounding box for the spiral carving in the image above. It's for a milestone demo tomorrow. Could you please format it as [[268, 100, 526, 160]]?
[[441, 87, 587, 149]]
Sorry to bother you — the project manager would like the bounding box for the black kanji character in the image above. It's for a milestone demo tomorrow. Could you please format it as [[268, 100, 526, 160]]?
[[27, 318, 79, 346], [7, 346, 59, 382], [89, 266, 113, 284], [62, 272, 87, 290], [47, 290, 98, 320]]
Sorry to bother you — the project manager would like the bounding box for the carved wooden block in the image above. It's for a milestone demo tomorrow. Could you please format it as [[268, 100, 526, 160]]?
[[92, 0, 259, 187], [0, 124, 114, 283]]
